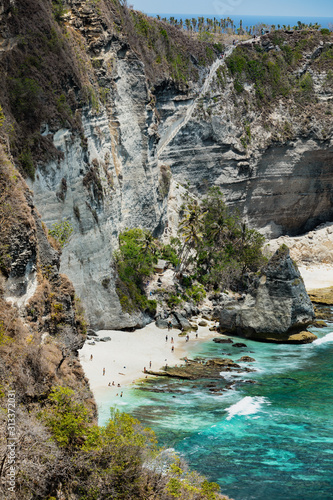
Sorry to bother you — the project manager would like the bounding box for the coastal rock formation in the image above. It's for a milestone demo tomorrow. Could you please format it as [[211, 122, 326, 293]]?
[[219, 246, 316, 343], [1, 0, 333, 330], [147, 357, 255, 380]]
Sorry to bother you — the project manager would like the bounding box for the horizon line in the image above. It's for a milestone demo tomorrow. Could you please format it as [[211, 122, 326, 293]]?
[[144, 13, 333, 19]]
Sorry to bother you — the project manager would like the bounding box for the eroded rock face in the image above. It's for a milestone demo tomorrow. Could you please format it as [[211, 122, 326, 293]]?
[[219, 247, 316, 343], [29, 26, 333, 330]]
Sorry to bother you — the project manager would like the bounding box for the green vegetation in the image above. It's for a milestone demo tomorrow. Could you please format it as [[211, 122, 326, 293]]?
[[0, 320, 13, 345], [52, 0, 67, 22], [114, 228, 158, 315], [18, 147, 35, 180], [42, 386, 91, 447], [114, 229, 181, 315], [49, 220, 73, 248], [9, 77, 42, 121], [226, 46, 291, 102], [37, 386, 227, 499], [178, 188, 266, 290], [224, 31, 332, 105]]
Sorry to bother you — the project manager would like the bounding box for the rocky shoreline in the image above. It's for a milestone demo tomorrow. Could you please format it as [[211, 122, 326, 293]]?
[[154, 246, 318, 345]]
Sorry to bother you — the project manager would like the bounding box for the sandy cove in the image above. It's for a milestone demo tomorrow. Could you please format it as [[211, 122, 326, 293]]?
[[298, 264, 333, 291], [80, 264, 333, 402], [80, 322, 217, 397]]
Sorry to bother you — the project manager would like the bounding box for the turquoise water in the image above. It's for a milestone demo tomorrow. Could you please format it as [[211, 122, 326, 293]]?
[[98, 322, 333, 500]]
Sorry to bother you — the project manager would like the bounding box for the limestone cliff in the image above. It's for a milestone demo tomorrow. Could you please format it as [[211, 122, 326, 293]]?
[[0, 0, 332, 328]]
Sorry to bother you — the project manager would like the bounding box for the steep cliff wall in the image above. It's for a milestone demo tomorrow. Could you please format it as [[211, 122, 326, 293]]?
[[157, 33, 333, 238], [1, 0, 332, 328]]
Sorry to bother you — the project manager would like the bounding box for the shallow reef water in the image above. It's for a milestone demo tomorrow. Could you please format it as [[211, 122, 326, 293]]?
[[98, 319, 333, 500]]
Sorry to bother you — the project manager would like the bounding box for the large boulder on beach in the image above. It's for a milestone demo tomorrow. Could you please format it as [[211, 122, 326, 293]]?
[[155, 319, 169, 329], [219, 246, 316, 343]]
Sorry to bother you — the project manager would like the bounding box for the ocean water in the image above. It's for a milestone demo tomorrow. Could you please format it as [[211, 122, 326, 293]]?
[[148, 14, 332, 30], [98, 319, 333, 500]]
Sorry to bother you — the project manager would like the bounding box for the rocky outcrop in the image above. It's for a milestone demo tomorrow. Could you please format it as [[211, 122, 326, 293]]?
[[308, 287, 333, 305], [2, 1, 331, 329], [219, 246, 316, 343], [0, 147, 94, 403], [147, 357, 255, 380]]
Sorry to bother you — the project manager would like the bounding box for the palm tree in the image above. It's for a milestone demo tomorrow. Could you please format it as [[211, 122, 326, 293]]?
[[178, 203, 205, 272], [138, 230, 158, 256]]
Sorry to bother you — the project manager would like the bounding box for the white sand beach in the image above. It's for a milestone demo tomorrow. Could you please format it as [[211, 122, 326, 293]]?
[[80, 321, 217, 396], [298, 264, 333, 291], [80, 264, 333, 402]]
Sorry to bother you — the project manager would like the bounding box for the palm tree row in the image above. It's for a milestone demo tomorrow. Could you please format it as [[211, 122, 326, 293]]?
[[154, 15, 324, 37]]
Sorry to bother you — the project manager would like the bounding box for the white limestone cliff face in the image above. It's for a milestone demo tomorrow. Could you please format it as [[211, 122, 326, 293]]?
[[156, 39, 333, 239], [30, 51, 169, 329], [29, 31, 333, 329]]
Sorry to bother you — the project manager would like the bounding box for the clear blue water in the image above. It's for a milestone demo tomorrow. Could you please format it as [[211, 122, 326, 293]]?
[[148, 14, 332, 30], [98, 321, 333, 500]]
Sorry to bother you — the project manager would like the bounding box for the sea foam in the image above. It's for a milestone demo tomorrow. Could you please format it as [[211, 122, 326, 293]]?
[[225, 396, 270, 420], [312, 332, 333, 346]]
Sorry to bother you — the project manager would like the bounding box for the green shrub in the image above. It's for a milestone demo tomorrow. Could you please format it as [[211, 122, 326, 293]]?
[[41, 386, 91, 448], [185, 283, 206, 304], [9, 77, 42, 121], [49, 220, 73, 248], [114, 228, 158, 315], [18, 148, 35, 180]]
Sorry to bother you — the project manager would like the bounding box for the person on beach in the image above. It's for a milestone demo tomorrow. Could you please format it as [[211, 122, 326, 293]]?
[[165, 363, 168, 370], [171, 337, 174, 343], [195, 333, 198, 338], [90, 354, 93, 361], [112, 381, 115, 386], [168, 321, 172, 331], [103, 368, 105, 375], [166, 334, 168, 341], [149, 361, 152, 368], [171, 346, 174, 352], [108, 382, 111, 386], [117, 383, 121, 387], [144, 367, 147, 373]]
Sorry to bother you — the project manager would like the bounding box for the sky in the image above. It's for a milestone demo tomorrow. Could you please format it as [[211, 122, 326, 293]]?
[[130, 0, 332, 17]]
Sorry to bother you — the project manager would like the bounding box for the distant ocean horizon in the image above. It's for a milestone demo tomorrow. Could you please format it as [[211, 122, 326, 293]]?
[[147, 13, 332, 30]]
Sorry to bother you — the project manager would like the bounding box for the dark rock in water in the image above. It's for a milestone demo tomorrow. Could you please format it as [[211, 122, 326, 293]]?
[[314, 305, 333, 321], [146, 357, 248, 380], [213, 337, 233, 344], [237, 356, 256, 362], [233, 343, 248, 348], [219, 247, 316, 344], [155, 319, 169, 329], [311, 320, 327, 328]]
